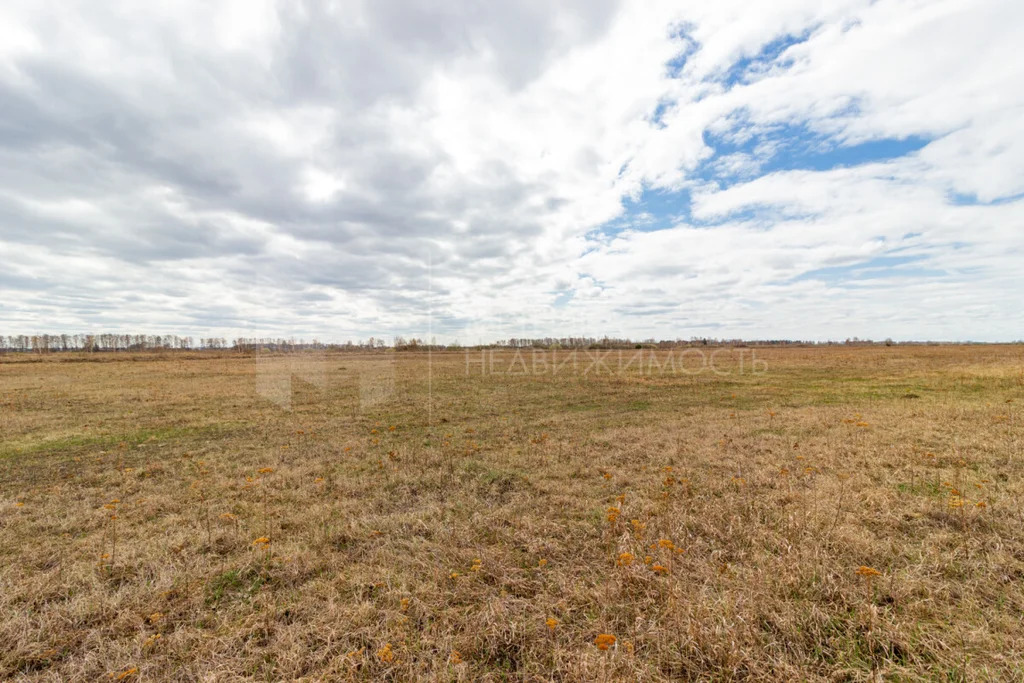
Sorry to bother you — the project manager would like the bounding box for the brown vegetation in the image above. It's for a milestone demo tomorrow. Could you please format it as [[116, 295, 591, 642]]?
[[1, 345, 1022, 680]]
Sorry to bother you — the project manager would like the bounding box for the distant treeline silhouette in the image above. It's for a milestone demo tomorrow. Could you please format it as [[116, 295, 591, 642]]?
[[0, 333, 994, 354]]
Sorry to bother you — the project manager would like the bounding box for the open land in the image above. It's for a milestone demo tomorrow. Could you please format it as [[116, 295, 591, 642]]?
[[1, 345, 1023, 681]]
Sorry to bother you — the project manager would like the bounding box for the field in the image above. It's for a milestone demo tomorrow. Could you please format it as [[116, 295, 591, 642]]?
[[2, 345, 1023, 681]]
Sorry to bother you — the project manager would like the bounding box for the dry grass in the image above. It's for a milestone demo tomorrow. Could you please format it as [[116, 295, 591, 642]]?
[[1, 345, 1023, 681]]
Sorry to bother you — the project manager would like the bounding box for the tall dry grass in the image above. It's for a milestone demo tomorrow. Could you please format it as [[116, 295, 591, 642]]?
[[1, 345, 1022, 680]]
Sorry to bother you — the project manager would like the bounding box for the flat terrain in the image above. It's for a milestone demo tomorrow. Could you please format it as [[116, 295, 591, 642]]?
[[1, 345, 1023, 681]]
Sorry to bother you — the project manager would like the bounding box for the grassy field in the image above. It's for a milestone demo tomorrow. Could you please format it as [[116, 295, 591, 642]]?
[[2, 345, 1023, 681]]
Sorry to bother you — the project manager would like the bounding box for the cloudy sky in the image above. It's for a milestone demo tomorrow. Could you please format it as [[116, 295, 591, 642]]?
[[1, 0, 1021, 343]]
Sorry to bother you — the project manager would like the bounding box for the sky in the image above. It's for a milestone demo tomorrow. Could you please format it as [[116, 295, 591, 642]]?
[[0, 0, 1022, 343]]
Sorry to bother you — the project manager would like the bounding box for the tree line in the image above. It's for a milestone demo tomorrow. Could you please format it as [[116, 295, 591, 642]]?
[[1, 334, 428, 353], [1, 334, 200, 352], [0, 333, 965, 354]]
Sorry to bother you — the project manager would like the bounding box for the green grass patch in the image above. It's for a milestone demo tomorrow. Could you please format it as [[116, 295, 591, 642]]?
[[0, 423, 238, 458], [206, 568, 266, 607]]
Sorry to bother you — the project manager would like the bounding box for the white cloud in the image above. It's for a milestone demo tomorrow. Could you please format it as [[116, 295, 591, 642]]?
[[0, 0, 1020, 342]]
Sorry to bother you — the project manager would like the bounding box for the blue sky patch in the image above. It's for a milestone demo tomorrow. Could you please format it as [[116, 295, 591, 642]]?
[[552, 290, 574, 307], [947, 190, 1024, 206], [791, 255, 946, 285], [665, 23, 696, 78], [596, 187, 694, 236], [699, 123, 930, 182], [720, 31, 815, 87]]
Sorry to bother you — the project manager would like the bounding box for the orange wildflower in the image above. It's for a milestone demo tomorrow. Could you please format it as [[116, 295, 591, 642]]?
[[376, 643, 394, 663]]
